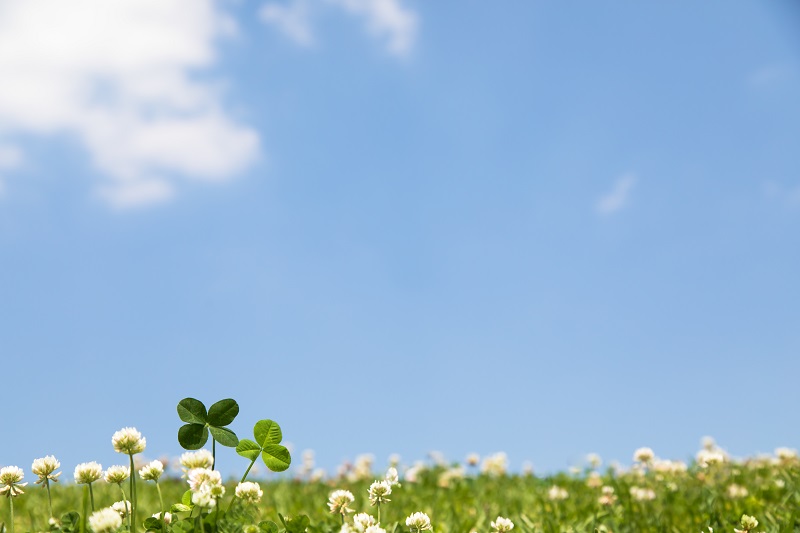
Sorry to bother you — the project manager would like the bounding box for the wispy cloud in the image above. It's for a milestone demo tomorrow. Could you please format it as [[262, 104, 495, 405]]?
[[261, 0, 418, 57], [595, 173, 637, 215], [748, 64, 794, 88], [764, 181, 800, 208], [0, 144, 23, 198], [261, 0, 315, 47], [0, 0, 259, 208], [326, 0, 418, 57]]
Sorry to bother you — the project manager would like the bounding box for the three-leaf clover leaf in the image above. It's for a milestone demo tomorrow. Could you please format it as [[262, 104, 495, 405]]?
[[177, 397, 240, 450], [236, 419, 292, 472]]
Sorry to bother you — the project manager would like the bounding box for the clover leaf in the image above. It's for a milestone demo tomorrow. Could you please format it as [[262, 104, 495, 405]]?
[[177, 397, 240, 450], [236, 419, 292, 478]]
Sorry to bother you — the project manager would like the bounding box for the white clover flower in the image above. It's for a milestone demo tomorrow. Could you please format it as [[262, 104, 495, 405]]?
[[727, 484, 749, 499], [735, 514, 759, 533], [385, 467, 400, 486], [491, 516, 514, 533], [629, 486, 656, 501], [139, 460, 164, 482], [75, 462, 103, 484], [353, 512, 376, 532], [104, 466, 130, 485], [466, 453, 480, 467], [111, 427, 146, 455], [586, 453, 602, 469], [633, 447, 654, 463], [341, 525, 356, 533], [151, 512, 172, 525], [235, 481, 263, 504], [192, 490, 217, 509], [187, 468, 222, 493], [586, 472, 602, 488], [364, 526, 386, 533], [88, 508, 123, 533], [32, 456, 61, 484], [111, 500, 131, 518], [368, 480, 392, 506], [0, 466, 27, 497], [598, 486, 617, 506], [775, 447, 798, 461], [180, 450, 214, 474], [481, 452, 508, 476], [547, 485, 569, 501], [328, 489, 356, 515], [696, 449, 726, 468], [405, 512, 432, 532]]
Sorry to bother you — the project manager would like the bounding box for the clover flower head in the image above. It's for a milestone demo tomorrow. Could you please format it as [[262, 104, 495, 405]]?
[[111, 500, 131, 518], [75, 462, 103, 484], [353, 512, 376, 532], [88, 508, 123, 533], [32, 456, 61, 484], [466, 453, 480, 467], [364, 526, 386, 533], [598, 486, 617, 506], [180, 450, 214, 473], [491, 516, 514, 533], [481, 452, 508, 476], [586, 453, 602, 469], [191, 490, 217, 509], [112, 427, 146, 455], [368, 480, 392, 505], [727, 484, 749, 499], [385, 466, 400, 486], [405, 512, 432, 532], [139, 460, 164, 482], [0, 466, 27, 497], [235, 481, 263, 504], [629, 486, 656, 501], [586, 472, 602, 488], [696, 449, 726, 468], [547, 485, 569, 501], [735, 515, 759, 533], [328, 489, 356, 515], [187, 468, 222, 493], [104, 466, 130, 485], [775, 447, 798, 461], [633, 447, 655, 463]]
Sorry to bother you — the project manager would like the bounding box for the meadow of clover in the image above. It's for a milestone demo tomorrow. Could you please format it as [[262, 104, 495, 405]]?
[[1, 398, 799, 533]]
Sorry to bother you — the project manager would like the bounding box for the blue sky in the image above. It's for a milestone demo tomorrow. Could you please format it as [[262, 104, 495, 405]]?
[[1, 0, 799, 479]]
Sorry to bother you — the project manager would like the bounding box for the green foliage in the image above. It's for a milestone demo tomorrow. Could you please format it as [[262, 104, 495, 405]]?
[[236, 420, 292, 473], [177, 398, 240, 450]]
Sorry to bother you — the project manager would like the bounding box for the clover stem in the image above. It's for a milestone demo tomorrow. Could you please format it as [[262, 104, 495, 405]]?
[[156, 482, 165, 520], [45, 478, 54, 518], [212, 439, 216, 471], [89, 483, 95, 512], [118, 485, 130, 529], [129, 454, 137, 533], [377, 502, 381, 525], [9, 496, 15, 533]]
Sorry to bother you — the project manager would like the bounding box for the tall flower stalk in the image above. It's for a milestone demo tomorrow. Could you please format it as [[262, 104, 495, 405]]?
[[139, 460, 166, 520], [32, 456, 61, 519], [104, 466, 131, 528], [0, 466, 27, 533], [74, 462, 103, 511], [112, 427, 146, 533]]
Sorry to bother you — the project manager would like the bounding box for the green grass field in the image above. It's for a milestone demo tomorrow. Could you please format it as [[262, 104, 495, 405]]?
[[3, 450, 800, 533]]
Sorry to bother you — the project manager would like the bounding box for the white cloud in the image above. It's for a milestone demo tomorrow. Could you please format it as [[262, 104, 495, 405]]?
[[325, 0, 417, 56], [596, 173, 637, 215], [261, 0, 315, 47], [0, 0, 259, 207]]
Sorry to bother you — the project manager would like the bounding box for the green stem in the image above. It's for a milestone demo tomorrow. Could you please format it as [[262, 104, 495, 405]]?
[[118, 485, 130, 529], [129, 455, 137, 533], [88, 483, 95, 512], [212, 439, 216, 471], [9, 496, 15, 533], [226, 457, 257, 513], [377, 503, 381, 525], [45, 479, 53, 519], [155, 483, 165, 520]]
